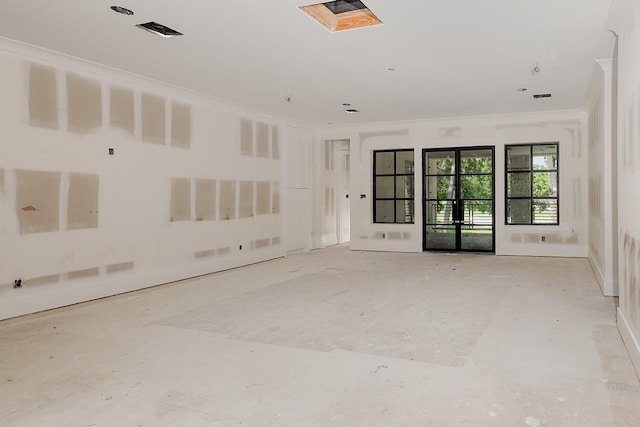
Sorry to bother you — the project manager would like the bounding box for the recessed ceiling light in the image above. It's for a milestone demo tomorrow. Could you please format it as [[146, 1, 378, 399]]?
[[533, 93, 552, 99], [111, 6, 134, 15], [345, 109, 360, 114], [136, 21, 183, 38], [517, 88, 527, 92], [387, 67, 396, 71]]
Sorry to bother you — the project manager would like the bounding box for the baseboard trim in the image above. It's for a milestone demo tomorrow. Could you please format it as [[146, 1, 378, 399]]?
[[618, 308, 640, 380]]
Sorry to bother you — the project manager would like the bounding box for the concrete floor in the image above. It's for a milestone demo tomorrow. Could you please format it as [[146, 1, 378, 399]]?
[[1, 245, 639, 426]]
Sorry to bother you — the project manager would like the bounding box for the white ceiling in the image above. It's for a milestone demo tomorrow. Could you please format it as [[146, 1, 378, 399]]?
[[0, 0, 615, 126]]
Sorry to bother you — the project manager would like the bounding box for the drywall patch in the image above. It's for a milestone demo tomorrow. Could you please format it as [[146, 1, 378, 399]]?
[[239, 181, 254, 218], [195, 249, 216, 259], [256, 181, 270, 215], [272, 126, 280, 159], [240, 118, 253, 156], [256, 122, 270, 158], [141, 93, 166, 145], [170, 178, 191, 221], [440, 127, 462, 138], [66, 74, 101, 133], [29, 64, 58, 129], [219, 180, 236, 220], [271, 237, 281, 245], [67, 173, 99, 230], [171, 101, 191, 149], [195, 179, 216, 221], [255, 238, 270, 249], [16, 170, 60, 234], [510, 233, 523, 243], [387, 231, 402, 240], [216, 247, 231, 256], [271, 182, 280, 214], [68, 267, 100, 280], [24, 274, 59, 287], [110, 87, 135, 136], [106, 261, 134, 274], [565, 236, 579, 244]]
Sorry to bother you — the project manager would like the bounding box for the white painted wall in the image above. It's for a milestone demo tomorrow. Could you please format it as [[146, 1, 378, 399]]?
[[608, 0, 640, 377], [586, 60, 619, 297], [316, 111, 589, 257], [284, 125, 312, 253], [0, 39, 285, 320]]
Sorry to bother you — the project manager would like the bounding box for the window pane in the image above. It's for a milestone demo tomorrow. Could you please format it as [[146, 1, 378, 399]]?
[[460, 149, 493, 174], [507, 199, 531, 224], [533, 199, 558, 224], [425, 151, 455, 175], [533, 144, 558, 170], [426, 176, 455, 200], [396, 175, 414, 199], [425, 200, 454, 225], [507, 172, 531, 197], [533, 172, 558, 197], [375, 151, 394, 174], [460, 175, 492, 200], [396, 200, 414, 223], [375, 176, 394, 198], [375, 200, 394, 223], [396, 151, 414, 174], [507, 146, 531, 171]]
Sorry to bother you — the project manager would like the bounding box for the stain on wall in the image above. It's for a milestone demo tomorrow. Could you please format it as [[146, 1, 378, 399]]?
[[110, 87, 135, 136], [195, 179, 216, 221], [239, 181, 254, 218], [68, 267, 100, 280], [16, 170, 60, 234], [256, 122, 270, 158], [142, 93, 165, 145], [106, 261, 134, 274], [256, 181, 270, 215], [195, 249, 216, 259], [241, 118, 253, 156], [271, 237, 281, 245], [67, 173, 99, 230], [171, 101, 191, 149], [29, 64, 58, 129], [66, 74, 101, 133], [24, 274, 60, 287], [219, 180, 236, 220], [170, 178, 191, 221], [272, 126, 280, 159], [255, 238, 270, 249]]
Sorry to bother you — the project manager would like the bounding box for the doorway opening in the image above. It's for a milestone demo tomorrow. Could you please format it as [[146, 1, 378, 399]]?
[[423, 147, 495, 252]]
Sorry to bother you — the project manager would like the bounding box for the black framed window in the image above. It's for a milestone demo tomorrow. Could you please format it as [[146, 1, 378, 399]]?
[[505, 143, 559, 225], [373, 149, 414, 223]]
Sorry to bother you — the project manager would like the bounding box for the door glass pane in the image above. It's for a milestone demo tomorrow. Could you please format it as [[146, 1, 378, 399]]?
[[425, 151, 455, 175], [461, 225, 493, 251], [396, 151, 414, 174], [396, 176, 414, 198], [532, 172, 557, 197], [375, 200, 394, 223], [460, 175, 493, 200], [425, 176, 455, 200], [533, 199, 558, 224], [425, 200, 454, 225], [460, 149, 493, 174], [507, 172, 531, 197], [425, 225, 456, 250], [375, 176, 394, 198], [463, 201, 493, 226], [396, 200, 414, 223], [507, 146, 531, 171], [507, 199, 531, 224], [533, 144, 558, 169], [375, 151, 394, 174]]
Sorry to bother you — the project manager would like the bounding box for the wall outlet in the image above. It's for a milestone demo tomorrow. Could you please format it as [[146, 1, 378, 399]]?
[[541, 236, 546, 242], [13, 279, 22, 288]]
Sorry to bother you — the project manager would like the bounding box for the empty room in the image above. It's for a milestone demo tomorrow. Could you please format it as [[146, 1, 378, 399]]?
[[1, 0, 639, 425]]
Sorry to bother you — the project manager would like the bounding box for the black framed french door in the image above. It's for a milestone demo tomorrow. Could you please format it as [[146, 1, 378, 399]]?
[[422, 147, 495, 252]]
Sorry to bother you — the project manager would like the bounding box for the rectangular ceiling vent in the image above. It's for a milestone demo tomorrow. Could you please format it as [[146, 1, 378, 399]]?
[[300, 0, 382, 32], [533, 93, 552, 99], [136, 21, 183, 38]]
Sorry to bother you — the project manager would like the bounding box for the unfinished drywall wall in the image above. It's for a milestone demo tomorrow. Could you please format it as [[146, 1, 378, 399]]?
[[272, 126, 280, 159], [16, 170, 60, 234], [195, 179, 216, 221], [256, 122, 270, 158], [66, 73, 101, 133], [141, 93, 165, 145], [170, 178, 191, 221], [171, 101, 191, 149], [241, 118, 253, 156], [110, 87, 135, 136], [28, 64, 58, 129], [67, 173, 99, 230], [1, 39, 284, 321], [609, 0, 640, 377]]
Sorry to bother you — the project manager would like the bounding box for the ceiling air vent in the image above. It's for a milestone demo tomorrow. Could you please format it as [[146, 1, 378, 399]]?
[[533, 93, 552, 99], [136, 21, 183, 38], [300, 0, 382, 32]]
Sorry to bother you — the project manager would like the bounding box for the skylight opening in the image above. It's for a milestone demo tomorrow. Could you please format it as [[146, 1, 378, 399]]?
[[136, 21, 183, 38], [299, 0, 382, 32]]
